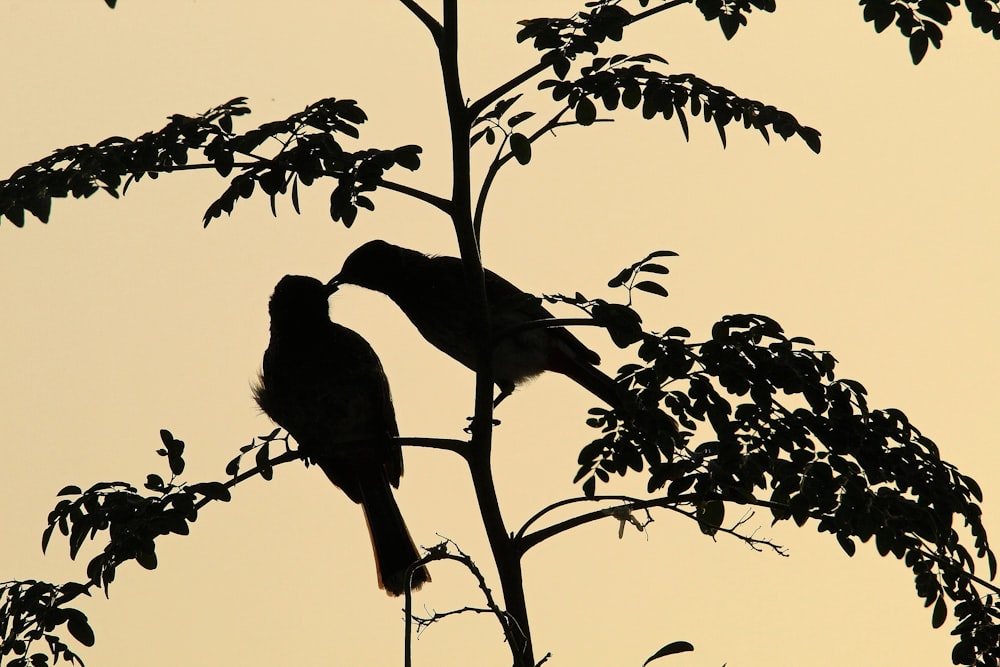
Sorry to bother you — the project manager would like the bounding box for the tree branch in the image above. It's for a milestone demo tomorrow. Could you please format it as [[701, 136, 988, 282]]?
[[473, 107, 570, 232], [379, 179, 453, 215], [633, 0, 695, 23], [473, 107, 614, 229], [404, 539, 514, 667], [516, 494, 787, 556], [398, 0, 443, 43], [470, 63, 549, 120], [397, 436, 469, 457], [437, 3, 533, 664], [468, 0, 695, 119]]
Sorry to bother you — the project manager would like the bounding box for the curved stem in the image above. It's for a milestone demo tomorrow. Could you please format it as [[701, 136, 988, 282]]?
[[515, 494, 643, 541], [473, 107, 570, 232]]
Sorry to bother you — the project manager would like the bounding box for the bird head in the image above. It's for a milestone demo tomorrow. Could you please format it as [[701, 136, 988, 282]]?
[[327, 239, 411, 295], [268, 275, 335, 326]]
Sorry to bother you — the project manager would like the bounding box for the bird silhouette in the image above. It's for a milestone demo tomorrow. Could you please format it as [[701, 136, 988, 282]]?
[[329, 240, 624, 408], [253, 274, 429, 596]]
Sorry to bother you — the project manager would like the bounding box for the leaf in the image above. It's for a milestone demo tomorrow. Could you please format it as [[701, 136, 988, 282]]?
[[509, 133, 532, 165], [57, 485, 82, 497], [634, 281, 668, 298], [392, 145, 422, 170], [643, 641, 695, 666], [931, 595, 947, 628], [575, 97, 597, 126], [64, 609, 96, 647], [508, 111, 536, 128], [638, 263, 670, 275], [191, 482, 232, 502], [836, 532, 856, 557], [135, 549, 158, 570], [909, 30, 929, 64], [607, 266, 634, 288], [697, 500, 725, 536], [256, 442, 273, 481], [675, 106, 690, 141], [591, 303, 643, 347]]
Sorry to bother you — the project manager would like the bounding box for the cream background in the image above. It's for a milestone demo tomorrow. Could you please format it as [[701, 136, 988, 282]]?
[[1, 1, 998, 665]]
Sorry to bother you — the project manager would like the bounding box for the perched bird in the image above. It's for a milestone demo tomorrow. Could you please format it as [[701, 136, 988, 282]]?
[[253, 275, 429, 596], [328, 240, 624, 408]]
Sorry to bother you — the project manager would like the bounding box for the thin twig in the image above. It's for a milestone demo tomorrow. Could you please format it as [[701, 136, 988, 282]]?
[[404, 538, 518, 667], [411, 606, 495, 629]]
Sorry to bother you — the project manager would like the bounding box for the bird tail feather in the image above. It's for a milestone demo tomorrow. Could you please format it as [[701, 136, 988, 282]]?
[[357, 471, 431, 596]]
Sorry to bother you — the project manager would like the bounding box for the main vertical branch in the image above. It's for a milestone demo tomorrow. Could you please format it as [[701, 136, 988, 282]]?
[[436, 2, 534, 665]]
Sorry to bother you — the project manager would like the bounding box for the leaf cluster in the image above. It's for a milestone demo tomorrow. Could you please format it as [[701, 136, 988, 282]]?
[[0, 98, 251, 227], [0, 427, 305, 666], [0, 580, 91, 667], [517, 0, 1000, 71], [541, 56, 821, 151], [0, 97, 421, 228], [861, 0, 1000, 63], [41, 431, 230, 594], [514, 4, 819, 152], [572, 285, 998, 663]]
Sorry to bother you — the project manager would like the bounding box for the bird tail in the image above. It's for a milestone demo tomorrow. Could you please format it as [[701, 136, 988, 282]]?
[[357, 472, 431, 596], [569, 363, 625, 409], [548, 347, 625, 409]]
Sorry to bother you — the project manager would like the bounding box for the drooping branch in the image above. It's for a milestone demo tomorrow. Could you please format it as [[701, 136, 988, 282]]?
[[515, 494, 786, 555]]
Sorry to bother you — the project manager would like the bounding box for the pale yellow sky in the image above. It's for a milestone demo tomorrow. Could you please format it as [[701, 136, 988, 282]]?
[[2, 2, 999, 666]]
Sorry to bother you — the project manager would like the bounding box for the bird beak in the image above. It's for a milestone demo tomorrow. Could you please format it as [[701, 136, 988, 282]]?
[[324, 275, 342, 296]]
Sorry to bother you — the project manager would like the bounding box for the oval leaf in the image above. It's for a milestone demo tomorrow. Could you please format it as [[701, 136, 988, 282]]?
[[697, 500, 725, 536], [575, 97, 597, 126], [509, 133, 532, 165], [643, 641, 695, 666], [64, 609, 96, 647], [931, 595, 947, 629], [634, 281, 668, 297]]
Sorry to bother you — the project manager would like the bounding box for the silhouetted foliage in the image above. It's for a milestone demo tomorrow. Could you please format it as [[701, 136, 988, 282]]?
[[3, 1, 999, 666]]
